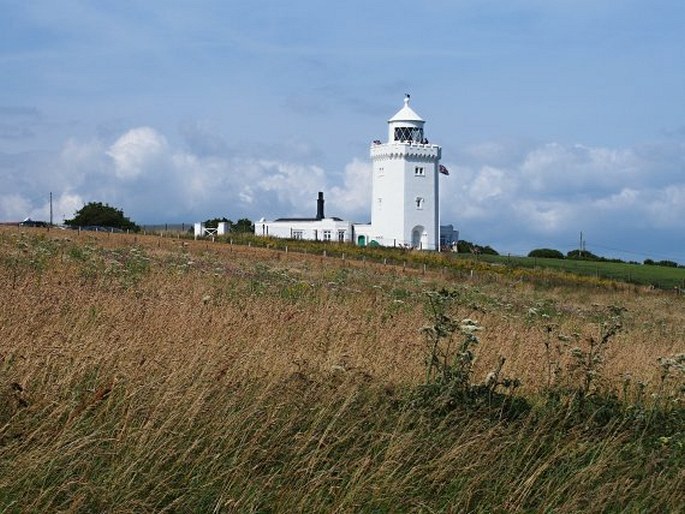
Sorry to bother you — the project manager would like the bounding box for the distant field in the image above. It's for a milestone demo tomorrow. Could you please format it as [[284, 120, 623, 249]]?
[[1, 226, 683, 512], [191, 231, 685, 290], [455, 253, 685, 289]]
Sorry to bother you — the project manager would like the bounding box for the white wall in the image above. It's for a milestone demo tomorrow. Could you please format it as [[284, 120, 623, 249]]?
[[254, 219, 354, 243], [370, 141, 441, 250]]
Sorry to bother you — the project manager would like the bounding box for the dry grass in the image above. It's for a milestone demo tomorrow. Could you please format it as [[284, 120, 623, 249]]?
[[0, 227, 683, 512]]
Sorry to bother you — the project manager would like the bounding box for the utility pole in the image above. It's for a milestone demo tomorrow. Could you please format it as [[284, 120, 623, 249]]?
[[49, 192, 53, 226], [579, 231, 583, 257]]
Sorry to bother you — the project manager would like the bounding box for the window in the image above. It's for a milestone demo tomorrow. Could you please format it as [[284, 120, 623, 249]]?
[[338, 230, 346, 242], [415, 166, 425, 176], [378, 166, 384, 176], [323, 230, 332, 241], [394, 126, 424, 143], [292, 230, 303, 240], [415, 197, 424, 210]]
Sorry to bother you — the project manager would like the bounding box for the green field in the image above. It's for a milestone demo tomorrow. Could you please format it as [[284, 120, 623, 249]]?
[[215, 233, 685, 290], [456, 253, 685, 289]]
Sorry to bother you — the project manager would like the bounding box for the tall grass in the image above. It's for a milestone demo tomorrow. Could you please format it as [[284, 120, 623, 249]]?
[[0, 228, 683, 512]]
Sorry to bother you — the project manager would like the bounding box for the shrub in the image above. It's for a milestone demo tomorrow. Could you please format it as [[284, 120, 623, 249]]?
[[457, 240, 499, 255], [567, 249, 600, 260], [528, 248, 564, 259]]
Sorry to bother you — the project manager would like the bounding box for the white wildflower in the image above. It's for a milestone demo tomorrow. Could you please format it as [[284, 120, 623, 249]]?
[[459, 318, 483, 333]]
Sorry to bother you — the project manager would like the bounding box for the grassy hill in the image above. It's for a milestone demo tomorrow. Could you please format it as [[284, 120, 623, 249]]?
[[1, 227, 683, 512]]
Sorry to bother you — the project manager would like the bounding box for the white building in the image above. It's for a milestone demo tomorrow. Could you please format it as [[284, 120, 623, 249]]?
[[253, 96, 450, 250], [255, 192, 353, 243], [366, 95, 442, 250]]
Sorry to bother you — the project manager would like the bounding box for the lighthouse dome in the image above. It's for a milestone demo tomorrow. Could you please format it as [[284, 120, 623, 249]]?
[[387, 96, 426, 143], [388, 95, 424, 123]]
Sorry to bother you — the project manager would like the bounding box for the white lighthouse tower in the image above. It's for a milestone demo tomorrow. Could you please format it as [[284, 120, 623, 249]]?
[[369, 96, 442, 250]]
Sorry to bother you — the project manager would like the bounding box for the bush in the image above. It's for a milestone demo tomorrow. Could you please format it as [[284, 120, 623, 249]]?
[[64, 202, 139, 232], [457, 240, 499, 255], [567, 249, 600, 261], [528, 248, 564, 259]]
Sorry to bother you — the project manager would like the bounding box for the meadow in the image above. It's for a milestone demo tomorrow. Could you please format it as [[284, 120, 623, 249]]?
[[199, 232, 685, 290], [0, 227, 683, 512]]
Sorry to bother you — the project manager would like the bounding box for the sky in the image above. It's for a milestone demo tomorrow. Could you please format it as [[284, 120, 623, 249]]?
[[1, 0, 684, 262]]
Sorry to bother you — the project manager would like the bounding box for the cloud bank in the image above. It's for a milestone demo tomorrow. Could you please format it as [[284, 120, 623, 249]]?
[[1, 125, 683, 262], [441, 140, 685, 261]]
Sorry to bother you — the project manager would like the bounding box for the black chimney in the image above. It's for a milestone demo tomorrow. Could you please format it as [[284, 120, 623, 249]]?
[[316, 192, 325, 220]]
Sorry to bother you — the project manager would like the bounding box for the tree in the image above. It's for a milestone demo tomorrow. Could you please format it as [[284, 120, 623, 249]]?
[[64, 202, 140, 232], [203, 217, 232, 230], [201, 217, 253, 233], [456, 240, 499, 255], [528, 248, 565, 259], [233, 218, 254, 233]]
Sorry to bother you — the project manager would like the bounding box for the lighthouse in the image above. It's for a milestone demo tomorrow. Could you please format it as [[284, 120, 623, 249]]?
[[369, 95, 442, 250], [250, 95, 451, 250]]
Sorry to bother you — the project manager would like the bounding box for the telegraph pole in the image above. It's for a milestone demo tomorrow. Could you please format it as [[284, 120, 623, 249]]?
[[49, 192, 53, 226], [579, 231, 583, 257]]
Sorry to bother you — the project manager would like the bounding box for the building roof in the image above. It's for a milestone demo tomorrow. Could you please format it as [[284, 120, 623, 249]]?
[[274, 217, 344, 222], [388, 96, 424, 123]]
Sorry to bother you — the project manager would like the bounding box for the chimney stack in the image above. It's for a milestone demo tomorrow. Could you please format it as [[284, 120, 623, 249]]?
[[316, 192, 325, 220]]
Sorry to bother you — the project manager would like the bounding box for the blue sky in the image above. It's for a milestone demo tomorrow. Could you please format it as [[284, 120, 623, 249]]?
[[1, 0, 684, 262]]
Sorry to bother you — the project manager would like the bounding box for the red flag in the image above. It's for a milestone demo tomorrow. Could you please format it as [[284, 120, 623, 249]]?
[[439, 164, 449, 175]]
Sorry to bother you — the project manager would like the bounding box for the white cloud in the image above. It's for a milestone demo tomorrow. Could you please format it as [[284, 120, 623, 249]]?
[[329, 158, 372, 219], [519, 143, 641, 195], [106, 127, 168, 180], [467, 166, 512, 201], [441, 139, 685, 260], [3, 123, 684, 262], [643, 185, 685, 228], [0, 194, 32, 220]]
